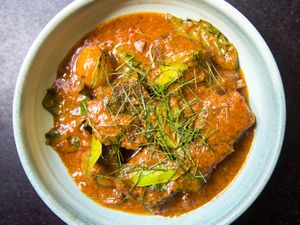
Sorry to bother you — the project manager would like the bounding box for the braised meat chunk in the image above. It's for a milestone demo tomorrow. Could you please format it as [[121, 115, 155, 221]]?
[[112, 88, 254, 213]]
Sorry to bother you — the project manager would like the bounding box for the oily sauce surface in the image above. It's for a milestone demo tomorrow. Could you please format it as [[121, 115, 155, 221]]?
[[45, 13, 255, 216], [59, 128, 253, 216]]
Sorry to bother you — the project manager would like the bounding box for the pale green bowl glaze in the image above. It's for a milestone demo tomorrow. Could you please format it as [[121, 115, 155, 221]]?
[[13, 0, 286, 224]]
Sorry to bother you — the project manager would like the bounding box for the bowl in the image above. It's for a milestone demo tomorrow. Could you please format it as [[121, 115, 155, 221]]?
[[13, 0, 286, 224]]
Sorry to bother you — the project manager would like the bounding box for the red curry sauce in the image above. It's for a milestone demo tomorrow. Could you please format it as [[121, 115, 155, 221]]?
[[43, 13, 255, 216]]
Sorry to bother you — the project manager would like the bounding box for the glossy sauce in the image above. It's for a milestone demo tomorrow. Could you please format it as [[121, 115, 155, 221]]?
[[47, 13, 254, 216]]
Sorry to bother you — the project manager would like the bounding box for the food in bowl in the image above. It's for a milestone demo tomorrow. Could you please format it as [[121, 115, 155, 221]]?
[[42, 12, 255, 216]]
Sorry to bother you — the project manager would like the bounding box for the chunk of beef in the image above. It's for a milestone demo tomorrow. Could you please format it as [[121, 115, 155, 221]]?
[[189, 90, 255, 175], [87, 75, 149, 149], [113, 147, 199, 213], [117, 89, 254, 213]]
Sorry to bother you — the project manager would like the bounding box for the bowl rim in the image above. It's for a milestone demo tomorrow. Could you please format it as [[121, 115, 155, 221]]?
[[13, 0, 286, 224]]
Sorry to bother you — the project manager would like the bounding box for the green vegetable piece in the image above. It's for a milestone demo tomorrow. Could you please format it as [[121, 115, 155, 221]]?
[[80, 97, 88, 116], [157, 62, 188, 87], [165, 51, 201, 65], [166, 14, 188, 35], [131, 169, 180, 187], [83, 136, 102, 174], [187, 20, 238, 70], [117, 52, 147, 78], [70, 136, 80, 147], [45, 130, 61, 145], [42, 88, 61, 116]]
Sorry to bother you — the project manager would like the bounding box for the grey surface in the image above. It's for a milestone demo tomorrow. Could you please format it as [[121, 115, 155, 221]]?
[[0, 0, 299, 225]]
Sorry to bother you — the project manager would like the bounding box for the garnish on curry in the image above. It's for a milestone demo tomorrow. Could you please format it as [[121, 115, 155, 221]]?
[[43, 13, 255, 216]]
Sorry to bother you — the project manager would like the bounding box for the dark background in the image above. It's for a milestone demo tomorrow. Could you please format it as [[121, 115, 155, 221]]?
[[0, 0, 299, 224]]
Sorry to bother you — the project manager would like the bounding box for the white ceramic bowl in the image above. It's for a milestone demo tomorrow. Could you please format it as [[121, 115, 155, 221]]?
[[13, 0, 286, 224]]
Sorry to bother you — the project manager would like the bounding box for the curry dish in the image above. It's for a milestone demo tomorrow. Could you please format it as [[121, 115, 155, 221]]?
[[43, 13, 255, 216]]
